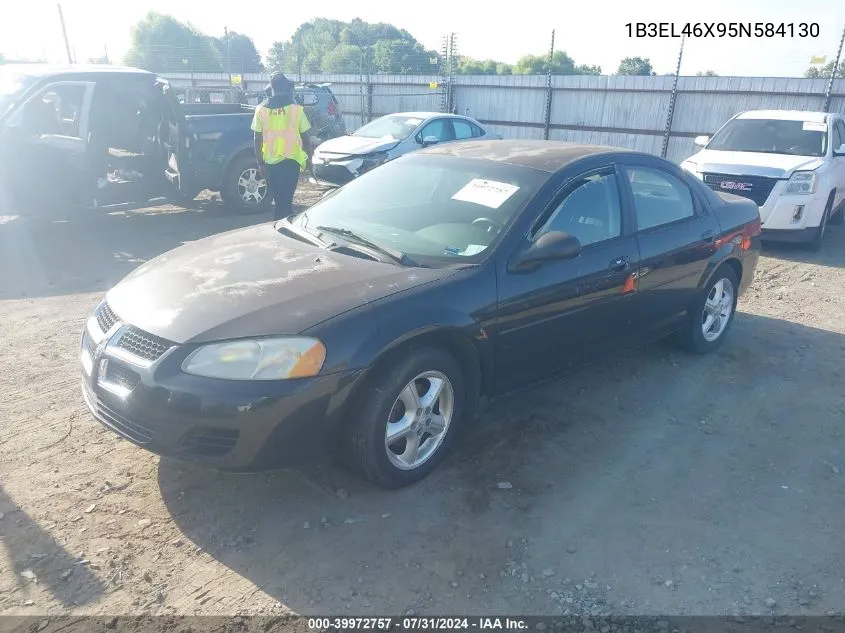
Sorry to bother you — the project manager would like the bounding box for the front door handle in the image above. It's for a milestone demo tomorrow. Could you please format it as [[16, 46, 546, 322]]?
[[608, 256, 630, 272], [700, 229, 715, 243]]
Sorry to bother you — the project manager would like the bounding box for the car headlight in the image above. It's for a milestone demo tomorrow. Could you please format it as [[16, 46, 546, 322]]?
[[181, 337, 326, 380], [681, 161, 698, 174], [782, 171, 817, 195]]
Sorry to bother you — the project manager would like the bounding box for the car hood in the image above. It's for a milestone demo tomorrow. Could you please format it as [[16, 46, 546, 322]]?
[[685, 149, 824, 178], [106, 223, 452, 344], [315, 135, 400, 156]]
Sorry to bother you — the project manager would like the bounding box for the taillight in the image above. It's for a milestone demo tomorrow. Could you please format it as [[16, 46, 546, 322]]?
[[327, 100, 338, 116], [740, 216, 761, 250]]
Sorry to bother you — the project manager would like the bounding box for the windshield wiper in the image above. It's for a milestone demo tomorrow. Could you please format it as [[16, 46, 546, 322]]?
[[315, 225, 418, 267]]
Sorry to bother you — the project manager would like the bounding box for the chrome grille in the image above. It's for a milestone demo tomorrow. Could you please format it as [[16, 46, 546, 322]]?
[[95, 302, 119, 334], [702, 173, 779, 207], [115, 327, 172, 362]]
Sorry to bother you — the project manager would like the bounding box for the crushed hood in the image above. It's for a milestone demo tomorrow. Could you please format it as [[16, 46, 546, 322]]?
[[314, 134, 400, 157], [686, 149, 824, 178]]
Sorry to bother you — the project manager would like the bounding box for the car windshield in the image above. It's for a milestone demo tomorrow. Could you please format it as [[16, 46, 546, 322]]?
[[0, 69, 37, 117], [286, 154, 548, 265], [353, 114, 425, 140], [707, 118, 828, 157]]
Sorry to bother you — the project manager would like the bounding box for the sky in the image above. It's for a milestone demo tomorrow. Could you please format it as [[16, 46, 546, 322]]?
[[1, 0, 844, 77]]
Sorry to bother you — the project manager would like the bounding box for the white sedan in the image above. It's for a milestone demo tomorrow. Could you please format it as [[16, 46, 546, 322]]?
[[310, 112, 499, 187]]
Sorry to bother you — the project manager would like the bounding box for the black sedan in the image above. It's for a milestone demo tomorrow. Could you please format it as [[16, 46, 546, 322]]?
[[80, 140, 761, 488]]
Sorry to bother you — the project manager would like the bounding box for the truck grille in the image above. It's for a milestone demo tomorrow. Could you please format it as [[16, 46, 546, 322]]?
[[702, 173, 779, 207], [115, 327, 172, 362], [95, 302, 119, 334]]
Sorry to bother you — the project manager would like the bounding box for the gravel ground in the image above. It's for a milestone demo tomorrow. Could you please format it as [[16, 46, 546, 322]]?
[[1, 181, 844, 618]]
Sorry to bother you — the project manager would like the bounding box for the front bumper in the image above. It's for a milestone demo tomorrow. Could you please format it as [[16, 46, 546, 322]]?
[[310, 154, 387, 187], [758, 182, 828, 233], [79, 311, 360, 471]]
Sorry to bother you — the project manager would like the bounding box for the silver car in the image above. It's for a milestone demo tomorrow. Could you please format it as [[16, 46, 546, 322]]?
[[310, 112, 499, 187]]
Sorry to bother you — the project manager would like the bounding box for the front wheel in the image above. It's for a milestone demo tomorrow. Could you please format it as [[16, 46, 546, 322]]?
[[677, 267, 739, 354], [220, 154, 271, 213], [344, 347, 466, 488], [808, 195, 832, 251]]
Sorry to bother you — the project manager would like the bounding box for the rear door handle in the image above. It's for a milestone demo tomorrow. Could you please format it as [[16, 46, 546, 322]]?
[[608, 256, 630, 272], [700, 230, 715, 243]]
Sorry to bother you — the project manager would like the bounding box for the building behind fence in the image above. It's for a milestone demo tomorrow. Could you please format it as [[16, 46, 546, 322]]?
[[162, 70, 845, 164]]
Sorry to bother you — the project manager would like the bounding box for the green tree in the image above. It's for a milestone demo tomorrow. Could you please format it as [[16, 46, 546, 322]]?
[[123, 12, 222, 73], [267, 18, 440, 75], [322, 44, 363, 73], [805, 60, 845, 78], [616, 56, 654, 75], [212, 32, 263, 73], [696, 70, 718, 76], [512, 51, 597, 75]]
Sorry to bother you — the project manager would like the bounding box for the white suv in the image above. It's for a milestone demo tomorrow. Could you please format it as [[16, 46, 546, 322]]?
[[681, 110, 845, 250]]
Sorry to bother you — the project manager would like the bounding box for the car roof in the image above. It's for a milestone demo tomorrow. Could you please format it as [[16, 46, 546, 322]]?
[[2, 63, 153, 79], [418, 140, 636, 172], [385, 112, 469, 120], [736, 109, 828, 123]]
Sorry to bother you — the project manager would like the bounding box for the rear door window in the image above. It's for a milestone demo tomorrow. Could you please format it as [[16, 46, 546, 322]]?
[[453, 119, 474, 140], [625, 166, 695, 231]]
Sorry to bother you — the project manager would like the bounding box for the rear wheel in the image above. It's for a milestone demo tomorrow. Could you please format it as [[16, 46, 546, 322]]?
[[677, 267, 739, 354], [220, 154, 271, 213], [344, 347, 465, 488]]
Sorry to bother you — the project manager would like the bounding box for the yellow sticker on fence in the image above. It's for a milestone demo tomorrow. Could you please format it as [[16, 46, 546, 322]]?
[[810, 55, 826, 65], [231, 74, 242, 86], [429, 82, 439, 89]]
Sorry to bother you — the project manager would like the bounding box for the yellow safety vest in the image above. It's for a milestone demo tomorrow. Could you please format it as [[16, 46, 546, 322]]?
[[251, 103, 310, 168]]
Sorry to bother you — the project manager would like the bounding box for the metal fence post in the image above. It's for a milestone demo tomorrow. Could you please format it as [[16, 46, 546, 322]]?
[[824, 24, 845, 112], [366, 75, 373, 123], [661, 35, 685, 159], [543, 30, 555, 141]]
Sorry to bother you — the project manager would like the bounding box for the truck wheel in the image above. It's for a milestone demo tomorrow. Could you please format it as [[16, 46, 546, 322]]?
[[808, 195, 833, 251], [221, 154, 271, 213]]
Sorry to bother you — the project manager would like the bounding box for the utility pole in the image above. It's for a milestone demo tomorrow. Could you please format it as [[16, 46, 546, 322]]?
[[224, 26, 232, 86], [543, 29, 555, 141], [661, 34, 686, 158], [57, 3, 73, 64], [823, 23, 845, 112]]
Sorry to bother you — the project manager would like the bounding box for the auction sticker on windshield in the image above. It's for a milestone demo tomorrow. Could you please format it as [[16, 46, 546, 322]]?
[[451, 179, 519, 209], [802, 121, 827, 132]]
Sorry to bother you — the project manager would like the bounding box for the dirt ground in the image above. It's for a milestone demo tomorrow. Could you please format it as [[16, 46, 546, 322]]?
[[1, 180, 844, 619]]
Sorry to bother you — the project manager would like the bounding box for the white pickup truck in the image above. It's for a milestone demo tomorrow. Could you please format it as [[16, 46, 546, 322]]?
[[680, 110, 845, 250]]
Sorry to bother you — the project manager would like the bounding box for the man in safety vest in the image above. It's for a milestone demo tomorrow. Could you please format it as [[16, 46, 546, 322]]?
[[251, 72, 313, 220]]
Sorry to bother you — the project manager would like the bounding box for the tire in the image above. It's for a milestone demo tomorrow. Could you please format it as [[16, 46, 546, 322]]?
[[830, 198, 844, 226], [220, 153, 271, 213], [808, 194, 833, 251], [344, 347, 466, 488], [677, 266, 739, 354]]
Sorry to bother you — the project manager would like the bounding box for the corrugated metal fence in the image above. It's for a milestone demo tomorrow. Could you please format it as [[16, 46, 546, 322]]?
[[162, 72, 845, 164]]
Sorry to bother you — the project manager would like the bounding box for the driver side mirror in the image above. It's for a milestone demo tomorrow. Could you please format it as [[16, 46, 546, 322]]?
[[508, 231, 582, 273], [834, 143, 845, 157], [420, 135, 440, 148], [693, 135, 710, 148]]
